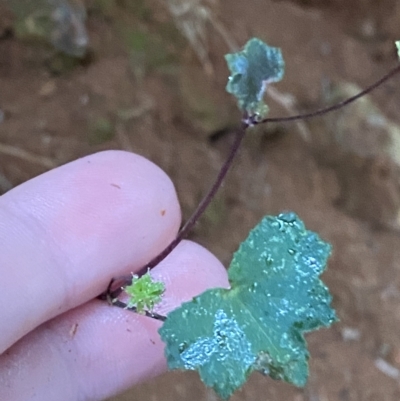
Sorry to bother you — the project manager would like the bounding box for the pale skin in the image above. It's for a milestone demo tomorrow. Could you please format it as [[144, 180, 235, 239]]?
[[0, 150, 229, 401]]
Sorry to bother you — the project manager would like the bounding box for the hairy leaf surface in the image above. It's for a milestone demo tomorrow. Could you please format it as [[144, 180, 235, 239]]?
[[225, 38, 285, 119], [159, 213, 337, 399], [124, 272, 164, 313]]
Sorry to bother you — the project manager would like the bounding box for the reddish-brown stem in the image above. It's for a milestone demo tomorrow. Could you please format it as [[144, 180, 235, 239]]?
[[104, 62, 400, 305], [142, 124, 247, 272], [106, 123, 247, 298], [260, 63, 400, 124]]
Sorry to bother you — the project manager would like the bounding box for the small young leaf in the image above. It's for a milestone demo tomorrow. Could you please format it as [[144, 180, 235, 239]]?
[[396, 41, 400, 60], [124, 272, 165, 313], [225, 38, 285, 119], [159, 213, 337, 399]]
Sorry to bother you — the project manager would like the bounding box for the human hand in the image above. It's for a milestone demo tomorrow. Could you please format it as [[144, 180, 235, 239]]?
[[0, 150, 229, 401]]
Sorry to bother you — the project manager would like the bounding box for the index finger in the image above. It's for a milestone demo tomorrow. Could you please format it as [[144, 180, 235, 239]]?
[[0, 150, 181, 354]]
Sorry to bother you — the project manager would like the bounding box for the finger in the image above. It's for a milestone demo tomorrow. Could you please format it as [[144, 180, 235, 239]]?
[[0, 241, 230, 401], [0, 150, 181, 354]]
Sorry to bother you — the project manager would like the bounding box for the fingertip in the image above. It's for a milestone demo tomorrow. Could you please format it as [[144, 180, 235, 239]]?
[[0, 240, 228, 401], [0, 150, 181, 353]]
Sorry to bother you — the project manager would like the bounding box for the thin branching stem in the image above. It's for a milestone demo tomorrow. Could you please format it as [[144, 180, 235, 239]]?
[[106, 123, 247, 300], [260, 63, 400, 124], [140, 123, 247, 273], [104, 62, 400, 318]]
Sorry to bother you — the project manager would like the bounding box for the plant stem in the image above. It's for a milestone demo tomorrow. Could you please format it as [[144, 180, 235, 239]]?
[[105, 62, 400, 308], [142, 124, 247, 272], [111, 299, 167, 321], [260, 63, 400, 125], [108, 123, 247, 299]]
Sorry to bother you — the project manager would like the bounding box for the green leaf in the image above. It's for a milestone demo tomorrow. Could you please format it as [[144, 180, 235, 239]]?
[[124, 272, 165, 313], [159, 212, 337, 399], [225, 38, 285, 120], [396, 41, 400, 60]]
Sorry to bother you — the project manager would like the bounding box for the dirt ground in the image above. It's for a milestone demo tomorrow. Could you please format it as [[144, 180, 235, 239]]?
[[1, 0, 400, 400]]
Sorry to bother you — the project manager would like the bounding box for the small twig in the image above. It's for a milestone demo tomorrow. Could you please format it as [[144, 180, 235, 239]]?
[[0, 143, 56, 169]]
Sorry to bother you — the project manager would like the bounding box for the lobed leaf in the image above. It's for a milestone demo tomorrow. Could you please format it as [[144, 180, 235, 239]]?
[[124, 272, 165, 313], [225, 38, 285, 120], [159, 213, 337, 399]]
